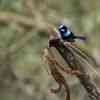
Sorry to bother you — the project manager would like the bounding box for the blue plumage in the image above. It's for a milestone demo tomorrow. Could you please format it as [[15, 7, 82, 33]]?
[[58, 24, 74, 41], [63, 30, 71, 37], [58, 24, 86, 42]]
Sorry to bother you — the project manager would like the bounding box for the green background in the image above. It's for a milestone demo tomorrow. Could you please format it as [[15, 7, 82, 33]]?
[[0, 0, 99, 100]]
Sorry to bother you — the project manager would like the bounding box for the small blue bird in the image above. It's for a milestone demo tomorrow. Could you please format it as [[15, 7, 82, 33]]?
[[58, 24, 86, 42]]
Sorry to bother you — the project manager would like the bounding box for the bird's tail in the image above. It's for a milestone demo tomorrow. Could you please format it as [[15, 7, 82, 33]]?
[[74, 36, 87, 41]]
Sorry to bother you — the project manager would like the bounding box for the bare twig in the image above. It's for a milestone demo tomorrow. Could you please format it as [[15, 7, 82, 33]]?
[[57, 41, 100, 100], [0, 11, 48, 29], [0, 11, 35, 27], [44, 48, 70, 100]]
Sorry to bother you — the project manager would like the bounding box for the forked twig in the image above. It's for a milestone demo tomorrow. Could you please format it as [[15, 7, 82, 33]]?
[[44, 46, 100, 100], [44, 48, 70, 100]]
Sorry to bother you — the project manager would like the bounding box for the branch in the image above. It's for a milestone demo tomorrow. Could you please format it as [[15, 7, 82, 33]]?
[[45, 47, 100, 100], [0, 11, 35, 28], [0, 11, 48, 30], [44, 48, 70, 100]]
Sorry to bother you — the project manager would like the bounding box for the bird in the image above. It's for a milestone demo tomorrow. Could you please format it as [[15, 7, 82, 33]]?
[[58, 24, 86, 42]]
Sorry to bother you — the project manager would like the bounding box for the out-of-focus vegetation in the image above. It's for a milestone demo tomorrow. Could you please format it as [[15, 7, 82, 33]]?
[[0, 0, 99, 100]]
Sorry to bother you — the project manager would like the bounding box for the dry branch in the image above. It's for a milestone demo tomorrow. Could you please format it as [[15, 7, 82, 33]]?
[[0, 11, 35, 27], [0, 11, 48, 29], [44, 41, 100, 100], [44, 48, 70, 100]]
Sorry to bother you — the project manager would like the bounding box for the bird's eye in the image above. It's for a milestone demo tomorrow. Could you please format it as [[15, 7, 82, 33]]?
[[61, 29, 65, 32]]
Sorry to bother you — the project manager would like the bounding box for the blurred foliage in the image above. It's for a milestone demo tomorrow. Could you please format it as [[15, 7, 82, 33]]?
[[0, 0, 99, 100]]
